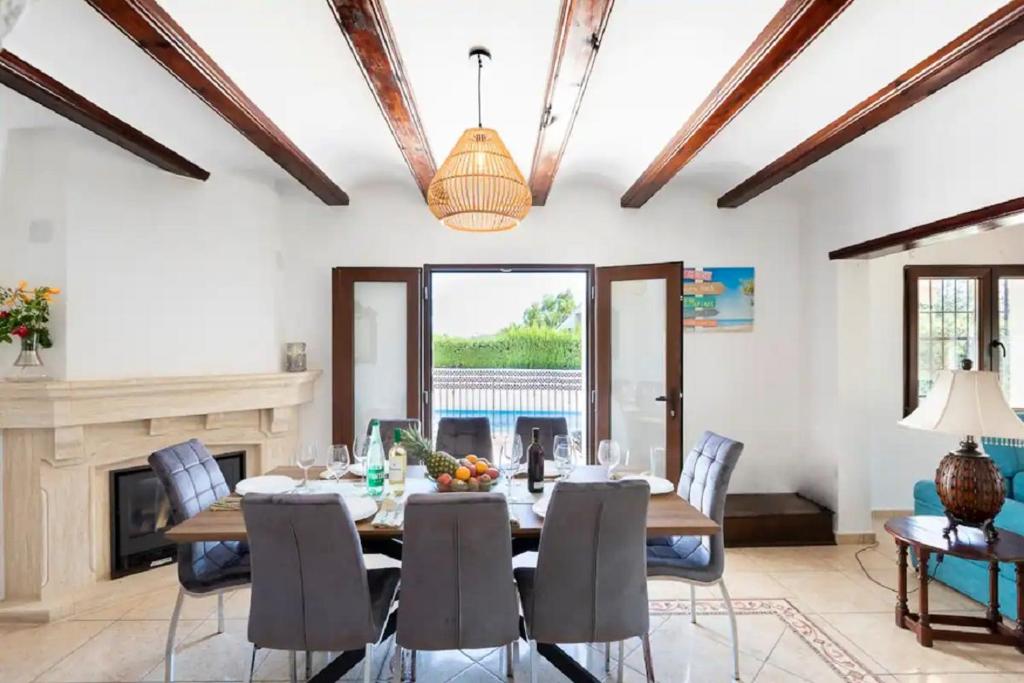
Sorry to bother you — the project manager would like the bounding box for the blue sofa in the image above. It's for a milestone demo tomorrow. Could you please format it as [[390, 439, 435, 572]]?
[[913, 437, 1024, 620]]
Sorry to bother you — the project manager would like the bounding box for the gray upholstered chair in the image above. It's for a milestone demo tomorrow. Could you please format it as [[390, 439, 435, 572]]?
[[647, 431, 744, 681], [241, 493, 400, 683], [514, 481, 654, 683], [434, 416, 493, 459], [513, 416, 568, 462], [149, 440, 250, 683], [394, 493, 519, 681], [366, 418, 421, 460]]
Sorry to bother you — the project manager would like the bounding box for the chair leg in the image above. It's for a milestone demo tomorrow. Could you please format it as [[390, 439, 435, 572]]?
[[288, 651, 298, 683], [719, 579, 740, 681], [603, 642, 610, 673], [689, 583, 697, 624], [305, 651, 313, 680], [411, 649, 417, 682], [243, 644, 257, 683], [164, 587, 185, 683], [392, 644, 403, 683], [505, 641, 516, 680], [217, 592, 225, 634], [616, 641, 624, 682], [529, 641, 538, 683], [641, 633, 655, 683], [364, 643, 374, 683]]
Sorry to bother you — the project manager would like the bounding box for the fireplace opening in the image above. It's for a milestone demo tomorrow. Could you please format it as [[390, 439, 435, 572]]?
[[109, 451, 245, 579]]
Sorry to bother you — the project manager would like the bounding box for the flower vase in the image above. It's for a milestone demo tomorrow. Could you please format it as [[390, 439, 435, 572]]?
[[11, 333, 47, 381]]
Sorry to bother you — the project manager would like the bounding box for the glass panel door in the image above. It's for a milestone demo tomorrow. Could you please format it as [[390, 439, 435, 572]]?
[[596, 263, 683, 483], [332, 268, 421, 446], [995, 267, 1024, 410]]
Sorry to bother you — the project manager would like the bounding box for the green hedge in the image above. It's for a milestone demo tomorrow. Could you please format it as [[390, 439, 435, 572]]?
[[433, 326, 581, 369]]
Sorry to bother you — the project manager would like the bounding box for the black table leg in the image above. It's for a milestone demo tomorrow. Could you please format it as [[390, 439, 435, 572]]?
[[308, 610, 398, 682], [536, 643, 602, 683]]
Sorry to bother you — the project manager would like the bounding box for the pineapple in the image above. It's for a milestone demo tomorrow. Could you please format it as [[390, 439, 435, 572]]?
[[399, 427, 433, 463], [426, 450, 460, 480]]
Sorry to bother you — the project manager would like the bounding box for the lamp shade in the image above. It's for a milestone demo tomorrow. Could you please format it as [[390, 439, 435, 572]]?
[[899, 369, 1024, 438], [427, 127, 531, 233]]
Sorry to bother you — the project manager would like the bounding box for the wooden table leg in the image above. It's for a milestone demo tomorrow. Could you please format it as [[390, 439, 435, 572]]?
[[918, 547, 932, 647], [1016, 563, 1024, 653], [896, 542, 909, 628], [987, 560, 1002, 628]]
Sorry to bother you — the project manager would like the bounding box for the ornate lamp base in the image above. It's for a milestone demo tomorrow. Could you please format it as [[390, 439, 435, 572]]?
[[935, 437, 1005, 544]]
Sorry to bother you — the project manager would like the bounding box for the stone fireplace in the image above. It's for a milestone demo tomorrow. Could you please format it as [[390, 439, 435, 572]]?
[[0, 370, 319, 622]]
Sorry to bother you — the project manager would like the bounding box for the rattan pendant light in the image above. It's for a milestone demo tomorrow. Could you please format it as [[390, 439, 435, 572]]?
[[427, 47, 531, 232]]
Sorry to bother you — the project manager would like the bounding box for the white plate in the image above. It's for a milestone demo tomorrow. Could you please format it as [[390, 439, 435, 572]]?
[[514, 461, 561, 480], [344, 496, 378, 522], [319, 469, 358, 480], [619, 475, 675, 495], [235, 475, 296, 496], [347, 463, 366, 477], [532, 496, 551, 519]]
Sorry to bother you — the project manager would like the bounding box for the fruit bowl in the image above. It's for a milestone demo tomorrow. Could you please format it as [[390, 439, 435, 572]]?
[[425, 452, 501, 493]]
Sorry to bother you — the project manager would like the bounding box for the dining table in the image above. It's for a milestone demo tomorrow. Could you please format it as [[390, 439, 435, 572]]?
[[165, 464, 718, 682]]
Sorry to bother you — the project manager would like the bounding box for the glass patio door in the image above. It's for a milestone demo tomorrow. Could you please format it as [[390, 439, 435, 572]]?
[[596, 263, 684, 483], [332, 267, 422, 446]]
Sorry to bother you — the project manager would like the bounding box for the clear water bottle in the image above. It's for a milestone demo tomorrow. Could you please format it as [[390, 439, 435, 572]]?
[[366, 420, 386, 498]]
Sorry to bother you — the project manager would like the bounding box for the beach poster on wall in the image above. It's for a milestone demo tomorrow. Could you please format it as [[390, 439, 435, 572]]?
[[683, 267, 754, 332]]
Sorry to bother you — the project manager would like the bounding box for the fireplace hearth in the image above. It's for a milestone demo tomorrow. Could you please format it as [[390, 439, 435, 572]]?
[[109, 452, 245, 578]]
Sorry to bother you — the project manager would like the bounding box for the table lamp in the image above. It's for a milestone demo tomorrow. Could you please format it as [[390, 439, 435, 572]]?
[[899, 358, 1024, 542]]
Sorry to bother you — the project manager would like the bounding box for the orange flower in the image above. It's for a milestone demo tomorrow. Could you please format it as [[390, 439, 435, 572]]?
[[48, 287, 61, 295], [16, 280, 27, 291]]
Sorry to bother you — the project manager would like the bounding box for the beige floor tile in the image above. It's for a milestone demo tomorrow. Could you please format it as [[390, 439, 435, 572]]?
[[0, 620, 111, 683], [761, 628, 849, 683], [36, 619, 203, 682], [817, 612, 997, 675], [625, 613, 763, 682], [769, 570, 899, 614], [448, 663, 504, 682], [752, 662, 814, 682], [120, 586, 220, 621], [879, 675, 1021, 682], [142, 617, 269, 682]]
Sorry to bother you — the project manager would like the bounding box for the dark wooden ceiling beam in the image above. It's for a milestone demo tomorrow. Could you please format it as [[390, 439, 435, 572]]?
[[720, 0, 1024, 209], [85, 0, 349, 205], [0, 49, 208, 180], [327, 0, 435, 199], [829, 196, 1024, 260], [620, 0, 851, 209], [529, 0, 616, 206]]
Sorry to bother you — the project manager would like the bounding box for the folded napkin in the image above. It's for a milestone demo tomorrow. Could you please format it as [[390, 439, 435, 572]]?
[[371, 498, 404, 529], [209, 496, 242, 512]]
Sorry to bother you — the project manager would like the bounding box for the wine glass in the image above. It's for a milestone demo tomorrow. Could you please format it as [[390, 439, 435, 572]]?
[[553, 435, 572, 481], [501, 435, 526, 503], [352, 435, 369, 490], [327, 444, 350, 481], [597, 439, 621, 478], [295, 442, 317, 490]]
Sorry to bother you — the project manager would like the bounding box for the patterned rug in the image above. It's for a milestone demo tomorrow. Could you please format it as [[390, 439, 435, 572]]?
[[649, 599, 881, 683]]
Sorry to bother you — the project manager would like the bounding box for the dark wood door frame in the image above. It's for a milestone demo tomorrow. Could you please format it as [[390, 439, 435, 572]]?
[[331, 267, 422, 446], [596, 262, 684, 484], [422, 264, 597, 459]]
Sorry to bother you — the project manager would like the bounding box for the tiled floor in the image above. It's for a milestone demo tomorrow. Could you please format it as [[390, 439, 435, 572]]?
[[3, 522, 1023, 682]]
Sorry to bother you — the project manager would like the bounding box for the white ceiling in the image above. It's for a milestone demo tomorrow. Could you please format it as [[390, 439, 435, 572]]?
[[0, 0, 1016, 206]]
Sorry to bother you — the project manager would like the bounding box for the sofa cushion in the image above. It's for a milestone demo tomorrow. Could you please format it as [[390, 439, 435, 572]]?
[[1013, 472, 1024, 504], [983, 440, 1023, 480]]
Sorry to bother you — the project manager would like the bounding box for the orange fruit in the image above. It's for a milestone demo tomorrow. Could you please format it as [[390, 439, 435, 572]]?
[[455, 466, 472, 481], [475, 461, 488, 475], [466, 454, 479, 464]]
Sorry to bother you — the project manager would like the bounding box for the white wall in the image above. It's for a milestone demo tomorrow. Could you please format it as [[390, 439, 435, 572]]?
[[793, 42, 1024, 532], [0, 128, 285, 380], [278, 177, 806, 496]]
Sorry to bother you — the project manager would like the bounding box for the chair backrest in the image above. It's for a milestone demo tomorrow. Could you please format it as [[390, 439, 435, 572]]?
[[397, 493, 518, 650], [242, 493, 377, 652], [527, 481, 650, 644], [435, 417, 492, 459], [149, 439, 229, 525], [367, 418, 421, 458], [514, 416, 568, 462], [674, 431, 744, 576], [149, 440, 242, 590]]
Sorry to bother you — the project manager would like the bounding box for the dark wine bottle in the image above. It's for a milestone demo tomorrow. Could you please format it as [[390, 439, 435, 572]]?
[[527, 427, 545, 493]]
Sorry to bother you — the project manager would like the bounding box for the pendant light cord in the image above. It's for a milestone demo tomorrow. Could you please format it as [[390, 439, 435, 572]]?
[[476, 53, 483, 128]]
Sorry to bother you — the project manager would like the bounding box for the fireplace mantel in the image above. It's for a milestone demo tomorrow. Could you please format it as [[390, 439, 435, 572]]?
[[0, 370, 320, 429], [0, 370, 320, 622]]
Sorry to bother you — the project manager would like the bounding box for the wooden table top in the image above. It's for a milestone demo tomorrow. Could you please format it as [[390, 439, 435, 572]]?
[[164, 465, 719, 542], [884, 515, 1024, 563]]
